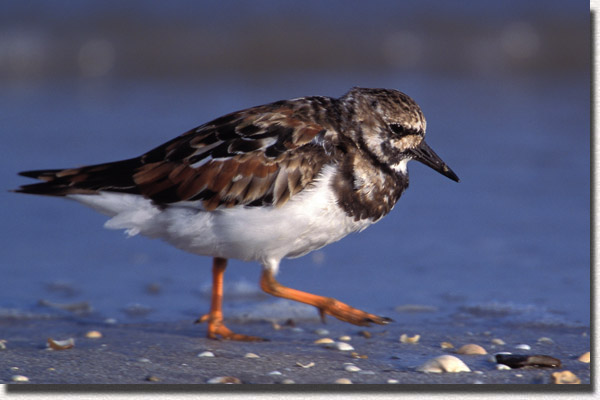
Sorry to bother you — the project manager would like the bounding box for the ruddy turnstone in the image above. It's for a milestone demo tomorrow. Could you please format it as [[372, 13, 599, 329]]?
[[17, 87, 459, 341]]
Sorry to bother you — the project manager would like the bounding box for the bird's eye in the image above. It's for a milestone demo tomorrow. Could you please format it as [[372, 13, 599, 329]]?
[[389, 123, 412, 138]]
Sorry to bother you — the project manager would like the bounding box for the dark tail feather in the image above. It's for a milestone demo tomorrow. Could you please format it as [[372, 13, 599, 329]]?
[[16, 159, 142, 197], [18, 169, 64, 180]]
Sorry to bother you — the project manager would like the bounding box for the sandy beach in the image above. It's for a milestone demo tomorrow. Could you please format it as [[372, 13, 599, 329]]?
[[1, 305, 590, 386]]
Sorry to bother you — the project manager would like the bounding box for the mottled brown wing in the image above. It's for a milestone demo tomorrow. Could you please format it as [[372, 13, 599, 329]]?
[[133, 102, 333, 209], [18, 99, 336, 210]]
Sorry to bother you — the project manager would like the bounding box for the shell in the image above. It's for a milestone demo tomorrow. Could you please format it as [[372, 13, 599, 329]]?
[[552, 371, 580, 384], [456, 344, 487, 355], [314, 337, 335, 345], [206, 376, 242, 384], [296, 362, 315, 368], [47, 337, 75, 350], [578, 352, 590, 363], [85, 330, 103, 339], [416, 355, 471, 373], [334, 342, 354, 351], [334, 378, 353, 384], [399, 334, 420, 343], [514, 344, 531, 350], [344, 364, 361, 372]]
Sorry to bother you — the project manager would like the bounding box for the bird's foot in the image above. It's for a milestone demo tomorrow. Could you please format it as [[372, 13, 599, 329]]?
[[196, 313, 267, 341], [316, 298, 393, 326]]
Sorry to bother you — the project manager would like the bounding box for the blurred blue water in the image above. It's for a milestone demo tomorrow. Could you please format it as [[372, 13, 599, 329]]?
[[1, 72, 589, 327], [2, 0, 584, 21]]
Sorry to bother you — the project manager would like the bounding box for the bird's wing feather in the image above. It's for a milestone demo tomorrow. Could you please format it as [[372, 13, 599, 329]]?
[[18, 99, 336, 210]]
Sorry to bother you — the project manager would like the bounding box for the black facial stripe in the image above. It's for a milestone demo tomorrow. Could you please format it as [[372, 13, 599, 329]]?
[[389, 123, 420, 138], [354, 128, 396, 176]]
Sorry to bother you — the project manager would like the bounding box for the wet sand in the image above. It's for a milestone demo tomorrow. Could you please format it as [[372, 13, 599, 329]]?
[[0, 310, 591, 386]]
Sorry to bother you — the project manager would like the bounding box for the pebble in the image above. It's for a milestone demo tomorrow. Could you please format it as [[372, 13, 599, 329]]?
[[344, 364, 361, 372], [488, 352, 510, 363], [85, 330, 103, 339], [440, 342, 454, 349], [399, 334, 420, 343], [416, 355, 471, 373], [387, 379, 399, 384], [11, 375, 29, 382], [491, 338, 505, 345], [197, 351, 215, 358], [359, 370, 375, 375], [206, 376, 242, 384], [537, 337, 553, 344], [358, 330, 372, 338], [320, 340, 353, 350], [333, 342, 354, 351], [296, 362, 315, 368], [578, 352, 590, 363], [351, 352, 368, 359], [314, 337, 335, 345], [244, 352, 260, 359], [456, 344, 487, 355], [281, 379, 295, 384], [334, 378, 352, 384], [514, 344, 531, 350], [496, 354, 561, 369], [496, 364, 511, 371], [291, 327, 304, 333], [104, 318, 117, 324], [47, 337, 75, 350], [338, 335, 352, 342], [0, 339, 6, 350], [268, 371, 282, 376], [552, 370, 580, 384], [145, 375, 160, 382], [137, 358, 151, 363], [314, 328, 329, 336]]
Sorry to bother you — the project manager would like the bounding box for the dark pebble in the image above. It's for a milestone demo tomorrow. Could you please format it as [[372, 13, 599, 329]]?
[[496, 354, 561, 368]]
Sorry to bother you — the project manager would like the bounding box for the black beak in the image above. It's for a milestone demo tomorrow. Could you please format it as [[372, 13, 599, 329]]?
[[409, 141, 459, 182]]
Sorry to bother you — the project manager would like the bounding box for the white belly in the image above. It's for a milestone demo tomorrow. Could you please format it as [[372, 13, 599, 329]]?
[[69, 165, 374, 267]]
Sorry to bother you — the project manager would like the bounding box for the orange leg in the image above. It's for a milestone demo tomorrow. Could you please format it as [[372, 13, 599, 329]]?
[[196, 257, 264, 341], [260, 269, 392, 326]]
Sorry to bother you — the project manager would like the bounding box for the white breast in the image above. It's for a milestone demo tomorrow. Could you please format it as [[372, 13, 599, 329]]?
[[69, 165, 375, 270]]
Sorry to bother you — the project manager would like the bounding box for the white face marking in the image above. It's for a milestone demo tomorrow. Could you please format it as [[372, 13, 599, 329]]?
[[391, 158, 409, 174]]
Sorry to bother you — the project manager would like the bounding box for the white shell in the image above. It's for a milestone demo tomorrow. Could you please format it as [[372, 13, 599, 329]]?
[[416, 355, 471, 373]]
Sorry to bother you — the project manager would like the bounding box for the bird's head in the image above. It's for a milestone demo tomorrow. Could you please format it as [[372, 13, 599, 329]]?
[[342, 87, 459, 182]]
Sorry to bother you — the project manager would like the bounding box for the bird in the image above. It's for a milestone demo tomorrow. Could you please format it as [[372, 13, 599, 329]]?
[[16, 87, 459, 341]]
